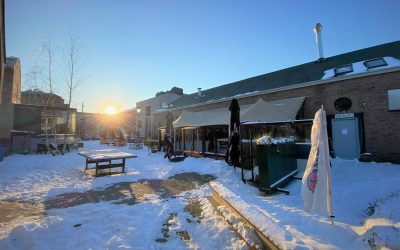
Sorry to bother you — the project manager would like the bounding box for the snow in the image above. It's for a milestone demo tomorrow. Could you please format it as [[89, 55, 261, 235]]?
[[0, 141, 399, 249], [255, 135, 296, 145], [78, 149, 136, 160], [241, 119, 313, 125], [204, 91, 261, 104], [322, 56, 400, 79]]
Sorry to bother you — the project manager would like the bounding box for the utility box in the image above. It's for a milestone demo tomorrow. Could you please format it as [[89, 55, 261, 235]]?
[[256, 142, 297, 193]]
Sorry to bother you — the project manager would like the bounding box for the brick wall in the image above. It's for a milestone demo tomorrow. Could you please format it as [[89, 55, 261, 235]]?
[[154, 71, 400, 162]]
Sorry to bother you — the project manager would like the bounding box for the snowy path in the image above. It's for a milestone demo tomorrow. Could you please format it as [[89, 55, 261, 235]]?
[[0, 141, 399, 249]]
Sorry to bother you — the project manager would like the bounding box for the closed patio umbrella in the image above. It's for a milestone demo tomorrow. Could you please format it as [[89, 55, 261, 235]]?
[[301, 107, 334, 220], [164, 112, 175, 159], [226, 98, 240, 167], [166, 112, 173, 136]]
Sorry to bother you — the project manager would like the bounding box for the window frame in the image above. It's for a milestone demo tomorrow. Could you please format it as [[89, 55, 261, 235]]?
[[388, 89, 400, 111], [334, 64, 353, 76], [364, 58, 388, 69]]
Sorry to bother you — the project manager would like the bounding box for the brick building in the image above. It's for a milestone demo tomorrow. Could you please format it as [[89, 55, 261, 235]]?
[[0, 56, 20, 153], [21, 89, 68, 108], [2, 57, 21, 104], [154, 41, 400, 163]]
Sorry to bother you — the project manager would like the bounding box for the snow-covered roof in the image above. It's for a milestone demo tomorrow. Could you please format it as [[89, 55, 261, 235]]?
[[322, 56, 400, 79]]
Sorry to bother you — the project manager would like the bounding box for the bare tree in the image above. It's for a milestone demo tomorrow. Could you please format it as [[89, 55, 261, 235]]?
[[24, 36, 61, 154], [41, 36, 57, 148], [62, 34, 86, 152], [24, 66, 41, 92]]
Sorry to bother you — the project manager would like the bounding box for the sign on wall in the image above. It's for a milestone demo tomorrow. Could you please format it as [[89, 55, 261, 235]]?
[[334, 113, 354, 119]]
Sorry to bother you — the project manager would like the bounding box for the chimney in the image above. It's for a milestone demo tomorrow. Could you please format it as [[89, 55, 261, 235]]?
[[313, 23, 324, 62], [197, 88, 202, 97]]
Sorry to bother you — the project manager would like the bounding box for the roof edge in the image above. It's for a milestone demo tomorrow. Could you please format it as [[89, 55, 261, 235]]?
[[155, 66, 400, 113]]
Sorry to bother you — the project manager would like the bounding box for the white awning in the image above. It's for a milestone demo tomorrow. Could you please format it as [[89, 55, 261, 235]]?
[[173, 96, 305, 128], [173, 108, 230, 128], [196, 108, 230, 127], [172, 110, 197, 128], [241, 97, 305, 123]]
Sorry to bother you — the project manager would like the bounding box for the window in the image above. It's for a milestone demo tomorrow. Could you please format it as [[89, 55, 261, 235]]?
[[145, 106, 151, 116], [335, 97, 352, 112], [334, 64, 353, 76], [364, 58, 387, 69], [388, 89, 400, 111]]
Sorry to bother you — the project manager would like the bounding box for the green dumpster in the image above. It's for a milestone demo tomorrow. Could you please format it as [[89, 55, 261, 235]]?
[[256, 141, 297, 193]]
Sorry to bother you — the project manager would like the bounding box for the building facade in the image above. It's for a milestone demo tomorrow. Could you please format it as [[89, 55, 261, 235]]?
[[136, 87, 183, 139], [154, 41, 400, 163], [21, 89, 68, 107], [0, 0, 5, 105], [0, 0, 9, 153], [2, 57, 21, 104], [13, 104, 77, 135], [0, 56, 20, 154]]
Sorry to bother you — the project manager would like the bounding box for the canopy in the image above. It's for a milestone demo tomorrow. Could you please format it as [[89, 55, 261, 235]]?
[[172, 110, 197, 128], [241, 97, 305, 123], [173, 96, 305, 128], [173, 108, 230, 128]]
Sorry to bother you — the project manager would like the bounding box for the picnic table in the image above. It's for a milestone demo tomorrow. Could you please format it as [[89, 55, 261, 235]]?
[[78, 149, 137, 176]]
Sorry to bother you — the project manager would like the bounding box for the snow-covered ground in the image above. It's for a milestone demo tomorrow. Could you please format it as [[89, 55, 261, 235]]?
[[0, 141, 399, 249]]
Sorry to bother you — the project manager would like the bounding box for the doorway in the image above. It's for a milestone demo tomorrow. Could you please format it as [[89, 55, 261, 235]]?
[[332, 118, 360, 159]]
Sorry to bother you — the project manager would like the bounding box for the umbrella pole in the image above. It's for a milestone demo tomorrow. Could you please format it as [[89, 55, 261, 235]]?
[[250, 129, 254, 182], [240, 131, 245, 183]]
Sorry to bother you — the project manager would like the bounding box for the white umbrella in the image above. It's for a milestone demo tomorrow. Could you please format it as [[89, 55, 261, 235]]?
[[301, 107, 334, 219]]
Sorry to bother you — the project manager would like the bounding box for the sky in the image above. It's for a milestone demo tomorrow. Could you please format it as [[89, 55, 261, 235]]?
[[5, 0, 400, 113]]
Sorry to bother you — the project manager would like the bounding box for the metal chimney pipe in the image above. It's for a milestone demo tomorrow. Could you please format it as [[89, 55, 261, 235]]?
[[197, 88, 202, 97], [313, 23, 324, 61]]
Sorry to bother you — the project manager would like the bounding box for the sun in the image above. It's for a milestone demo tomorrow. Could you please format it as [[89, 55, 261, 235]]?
[[105, 105, 118, 115]]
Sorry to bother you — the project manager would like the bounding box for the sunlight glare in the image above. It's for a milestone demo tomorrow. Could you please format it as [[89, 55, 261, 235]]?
[[105, 105, 117, 115]]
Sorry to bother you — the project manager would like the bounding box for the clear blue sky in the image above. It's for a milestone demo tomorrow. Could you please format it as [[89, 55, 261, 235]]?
[[6, 0, 400, 113]]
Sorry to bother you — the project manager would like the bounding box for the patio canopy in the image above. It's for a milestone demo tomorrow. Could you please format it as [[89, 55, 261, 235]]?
[[172, 110, 198, 128], [241, 97, 305, 123], [173, 108, 230, 128], [173, 96, 305, 128]]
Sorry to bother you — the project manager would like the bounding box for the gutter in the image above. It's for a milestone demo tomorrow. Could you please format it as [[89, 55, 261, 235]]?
[[155, 67, 400, 114]]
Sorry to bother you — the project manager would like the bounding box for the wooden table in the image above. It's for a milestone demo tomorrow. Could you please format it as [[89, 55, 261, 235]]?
[[78, 149, 137, 176]]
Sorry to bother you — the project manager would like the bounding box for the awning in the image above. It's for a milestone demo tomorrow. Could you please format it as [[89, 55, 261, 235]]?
[[241, 97, 305, 123], [173, 108, 230, 128], [173, 96, 305, 128], [196, 108, 230, 127], [173, 110, 198, 128]]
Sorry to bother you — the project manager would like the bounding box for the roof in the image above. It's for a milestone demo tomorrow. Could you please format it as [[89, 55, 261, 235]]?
[[171, 41, 400, 109]]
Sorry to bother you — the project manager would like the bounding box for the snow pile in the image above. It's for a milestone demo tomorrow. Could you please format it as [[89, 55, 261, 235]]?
[[356, 191, 400, 249], [255, 135, 296, 145], [210, 182, 305, 249]]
